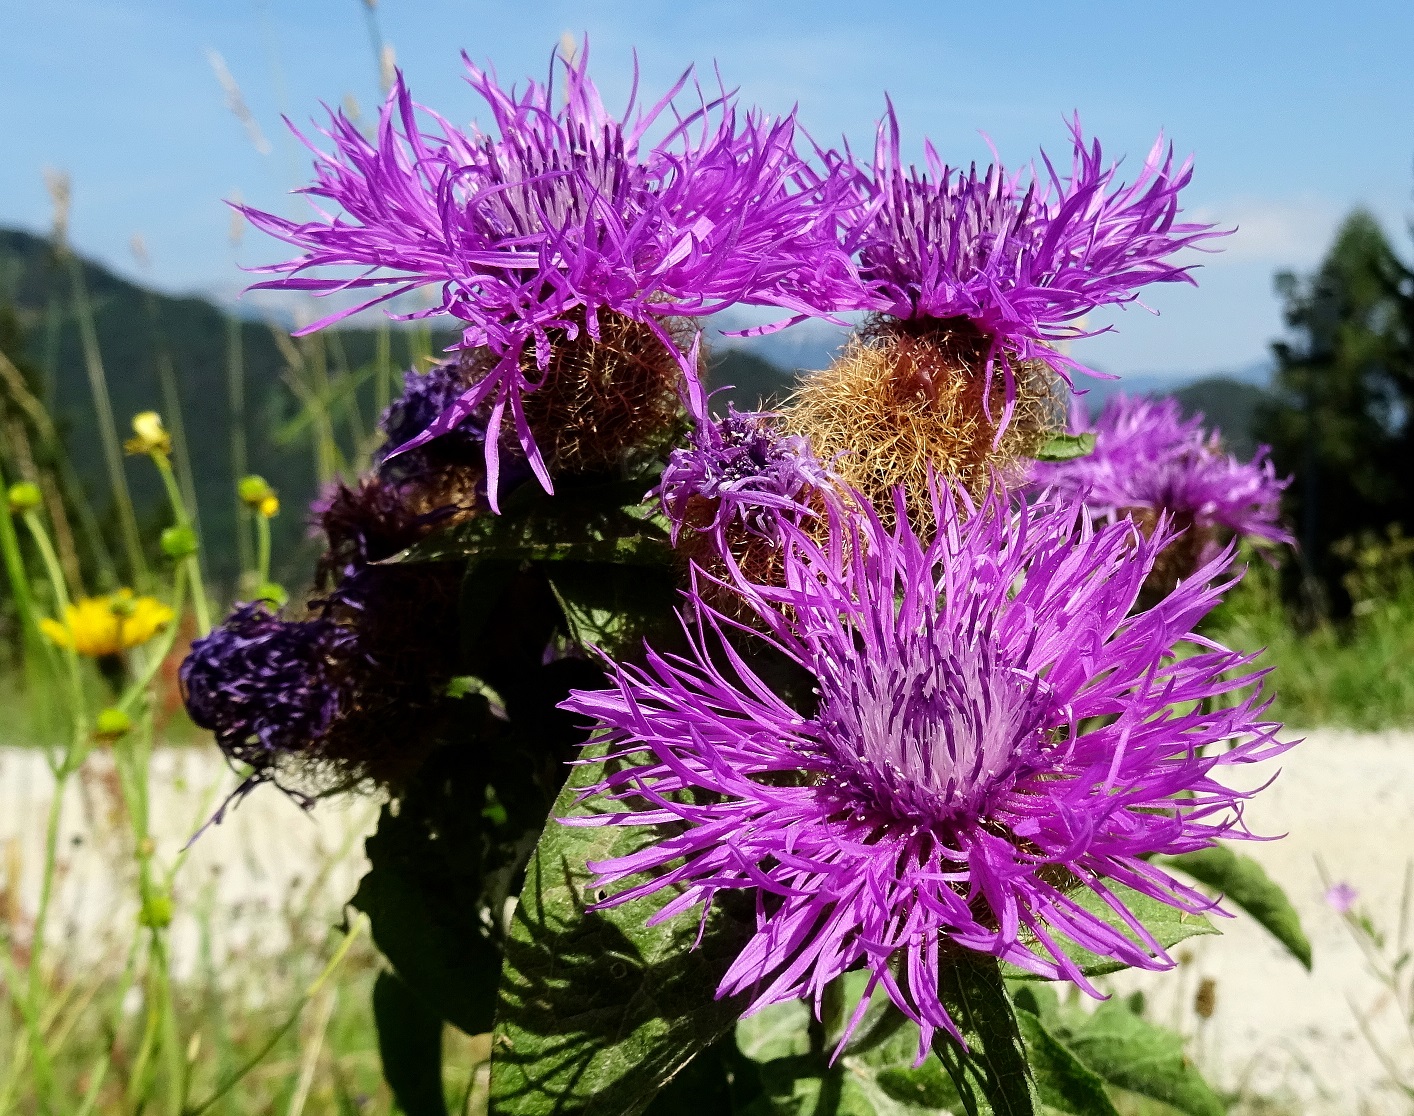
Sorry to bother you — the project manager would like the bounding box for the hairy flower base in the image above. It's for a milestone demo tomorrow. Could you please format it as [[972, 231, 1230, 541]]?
[[783, 319, 1065, 529], [563, 487, 1289, 1056], [508, 310, 691, 475]]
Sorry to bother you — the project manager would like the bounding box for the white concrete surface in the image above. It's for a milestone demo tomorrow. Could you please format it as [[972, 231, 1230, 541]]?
[[2, 733, 1413, 1111]]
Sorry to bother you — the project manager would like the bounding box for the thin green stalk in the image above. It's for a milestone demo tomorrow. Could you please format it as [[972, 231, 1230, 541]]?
[[71, 935, 144, 1116], [0, 461, 42, 651], [0, 943, 57, 1114], [183, 914, 370, 1116], [66, 252, 149, 588], [227, 313, 253, 576], [152, 452, 212, 635], [255, 512, 272, 588]]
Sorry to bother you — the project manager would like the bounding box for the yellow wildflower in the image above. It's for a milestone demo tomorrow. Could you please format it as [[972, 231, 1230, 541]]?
[[258, 494, 280, 518], [40, 589, 175, 657], [124, 411, 171, 457]]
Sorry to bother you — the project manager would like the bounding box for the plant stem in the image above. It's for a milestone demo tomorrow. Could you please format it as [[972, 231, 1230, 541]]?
[[66, 252, 149, 588], [153, 452, 212, 635], [255, 512, 272, 588]]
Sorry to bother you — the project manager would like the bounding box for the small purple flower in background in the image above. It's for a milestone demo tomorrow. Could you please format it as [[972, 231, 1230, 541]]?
[[659, 389, 833, 554], [239, 47, 859, 505], [849, 110, 1224, 416], [180, 603, 354, 786], [563, 484, 1288, 1055], [1325, 881, 1359, 916], [1029, 394, 1292, 593]]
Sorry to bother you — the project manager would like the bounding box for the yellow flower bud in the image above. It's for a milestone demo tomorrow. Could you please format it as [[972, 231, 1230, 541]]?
[[124, 411, 171, 457], [238, 474, 275, 509], [6, 481, 42, 515], [258, 494, 280, 518]]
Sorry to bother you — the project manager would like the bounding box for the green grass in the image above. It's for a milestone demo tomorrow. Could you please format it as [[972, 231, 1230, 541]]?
[[1209, 540, 1414, 731]]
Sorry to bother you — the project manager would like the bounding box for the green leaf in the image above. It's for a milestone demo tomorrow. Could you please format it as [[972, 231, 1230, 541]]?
[[390, 474, 672, 566], [351, 742, 507, 1038], [1014, 1010, 1119, 1116], [738, 1001, 814, 1063], [373, 970, 450, 1116], [1033, 433, 1096, 462], [1160, 844, 1312, 969], [488, 752, 756, 1116], [1001, 884, 1217, 982], [547, 560, 682, 656], [1055, 1003, 1223, 1116], [932, 956, 1036, 1116]]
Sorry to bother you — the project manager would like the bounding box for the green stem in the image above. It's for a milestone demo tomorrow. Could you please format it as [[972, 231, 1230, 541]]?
[[70, 936, 143, 1116], [67, 252, 149, 588], [183, 914, 370, 1116], [255, 512, 272, 588], [226, 314, 252, 577], [153, 453, 212, 635]]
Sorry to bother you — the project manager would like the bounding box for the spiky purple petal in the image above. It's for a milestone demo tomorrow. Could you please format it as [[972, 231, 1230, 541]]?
[[239, 48, 860, 505], [1030, 393, 1293, 549], [562, 486, 1289, 1055], [851, 110, 1225, 412]]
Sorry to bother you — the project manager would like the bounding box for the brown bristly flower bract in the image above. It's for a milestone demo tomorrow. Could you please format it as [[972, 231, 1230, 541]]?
[[783, 316, 1067, 530]]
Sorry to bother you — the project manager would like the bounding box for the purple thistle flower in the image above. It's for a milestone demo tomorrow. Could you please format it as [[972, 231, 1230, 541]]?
[[181, 603, 354, 778], [659, 388, 832, 552], [238, 47, 859, 506], [850, 110, 1225, 421], [562, 485, 1288, 1056], [1029, 393, 1293, 551]]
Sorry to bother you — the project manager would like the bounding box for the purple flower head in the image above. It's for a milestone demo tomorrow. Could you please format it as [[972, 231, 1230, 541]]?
[[1030, 394, 1293, 551], [850, 110, 1224, 422], [377, 362, 489, 470], [180, 603, 354, 778], [659, 388, 832, 553], [1325, 881, 1358, 916], [239, 46, 859, 506], [563, 484, 1288, 1056]]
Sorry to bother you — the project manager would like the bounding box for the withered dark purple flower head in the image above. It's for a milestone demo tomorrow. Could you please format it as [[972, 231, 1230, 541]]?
[[850, 109, 1225, 421], [239, 46, 859, 506], [562, 484, 1288, 1055], [1030, 394, 1293, 549], [180, 603, 353, 783]]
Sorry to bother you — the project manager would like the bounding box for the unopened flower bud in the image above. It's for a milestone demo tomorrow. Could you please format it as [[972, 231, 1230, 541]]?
[[254, 581, 288, 608], [258, 494, 280, 519], [161, 525, 199, 560], [238, 474, 275, 510], [124, 411, 171, 457], [94, 707, 133, 740], [7, 481, 42, 515], [139, 892, 173, 928]]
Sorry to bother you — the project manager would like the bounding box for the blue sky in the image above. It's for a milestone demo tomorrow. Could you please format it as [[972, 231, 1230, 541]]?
[[3, 0, 1411, 378]]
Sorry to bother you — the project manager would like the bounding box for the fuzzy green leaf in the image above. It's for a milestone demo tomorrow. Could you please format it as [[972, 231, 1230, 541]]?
[[547, 560, 682, 657], [390, 474, 672, 566], [1014, 1009, 1119, 1116], [932, 957, 1036, 1116], [1054, 1003, 1223, 1116], [1001, 884, 1218, 982], [1033, 433, 1096, 462], [488, 754, 755, 1116], [1161, 844, 1312, 969]]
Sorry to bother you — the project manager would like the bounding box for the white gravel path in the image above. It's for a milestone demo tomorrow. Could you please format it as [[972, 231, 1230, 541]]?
[[2, 732, 1412, 1112]]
